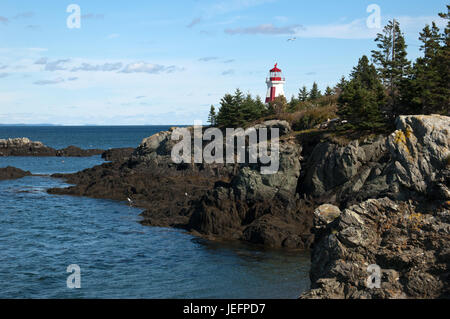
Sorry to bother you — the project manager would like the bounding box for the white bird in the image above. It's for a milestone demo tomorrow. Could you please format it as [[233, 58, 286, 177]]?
[[127, 197, 133, 205], [287, 37, 296, 42]]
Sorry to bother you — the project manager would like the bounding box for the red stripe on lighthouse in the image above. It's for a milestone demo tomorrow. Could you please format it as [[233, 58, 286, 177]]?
[[270, 87, 276, 101]]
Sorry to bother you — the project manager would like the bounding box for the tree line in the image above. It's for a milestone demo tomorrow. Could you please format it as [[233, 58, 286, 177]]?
[[209, 6, 449, 130]]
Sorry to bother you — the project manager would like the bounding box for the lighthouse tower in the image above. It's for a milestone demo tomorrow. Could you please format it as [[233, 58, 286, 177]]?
[[265, 63, 285, 103]]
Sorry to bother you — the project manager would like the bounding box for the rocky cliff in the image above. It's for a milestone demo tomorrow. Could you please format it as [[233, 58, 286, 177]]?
[[301, 115, 450, 299], [45, 115, 450, 298]]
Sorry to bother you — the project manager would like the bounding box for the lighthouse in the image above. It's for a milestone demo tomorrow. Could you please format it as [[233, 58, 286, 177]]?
[[265, 63, 285, 103]]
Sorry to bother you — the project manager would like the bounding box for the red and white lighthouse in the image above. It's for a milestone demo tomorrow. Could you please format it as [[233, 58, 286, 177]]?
[[265, 63, 286, 103]]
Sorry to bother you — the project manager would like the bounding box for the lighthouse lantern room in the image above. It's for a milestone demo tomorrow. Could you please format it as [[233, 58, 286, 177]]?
[[265, 63, 286, 103]]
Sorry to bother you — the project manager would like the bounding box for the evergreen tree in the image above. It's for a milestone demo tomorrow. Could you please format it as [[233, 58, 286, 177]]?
[[216, 93, 238, 128], [288, 95, 299, 112], [334, 76, 347, 95], [371, 20, 411, 115], [207, 105, 217, 126], [298, 86, 309, 101], [400, 6, 450, 115], [309, 82, 322, 100], [324, 86, 333, 96], [338, 55, 386, 130], [400, 22, 444, 114]]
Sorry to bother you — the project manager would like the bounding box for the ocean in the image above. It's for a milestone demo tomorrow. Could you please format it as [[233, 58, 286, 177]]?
[[0, 126, 310, 298]]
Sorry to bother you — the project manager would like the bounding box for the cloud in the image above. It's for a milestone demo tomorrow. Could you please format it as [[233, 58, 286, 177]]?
[[225, 23, 302, 35], [120, 62, 183, 74], [71, 62, 123, 72], [0, 65, 6, 70], [198, 56, 219, 62], [0, 16, 9, 25], [33, 78, 65, 85], [14, 12, 34, 19], [34, 57, 70, 71], [34, 57, 48, 65], [44, 59, 70, 71], [0, 73, 10, 78], [187, 17, 202, 28], [67, 77, 78, 81], [221, 69, 235, 76]]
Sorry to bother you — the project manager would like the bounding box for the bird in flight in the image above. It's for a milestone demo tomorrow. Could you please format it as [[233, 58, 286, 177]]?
[[287, 37, 296, 42]]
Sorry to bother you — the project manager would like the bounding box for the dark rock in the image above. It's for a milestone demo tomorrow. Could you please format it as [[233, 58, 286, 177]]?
[[0, 166, 32, 180], [102, 148, 134, 162], [0, 138, 103, 157]]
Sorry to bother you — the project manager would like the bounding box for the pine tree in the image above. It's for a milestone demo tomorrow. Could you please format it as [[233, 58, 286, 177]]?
[[401, 23, 443, 114], [334, 76, 347, 95], [216, 93, 237, 128], [207, 105, 217, 126], [371, 20, 411, 116], [338, 55, 386, 130], [400, 6, 450, 115], [324, 86, 333, 96], [298, 86, 309, 101], [309, 82, 322, 101]]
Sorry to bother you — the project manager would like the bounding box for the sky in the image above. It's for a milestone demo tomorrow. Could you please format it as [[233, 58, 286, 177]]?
[[0, 0, 448, 125]]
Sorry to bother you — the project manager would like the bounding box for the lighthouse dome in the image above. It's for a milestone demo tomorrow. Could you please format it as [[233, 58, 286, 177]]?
[[268, 63, 284, 81]]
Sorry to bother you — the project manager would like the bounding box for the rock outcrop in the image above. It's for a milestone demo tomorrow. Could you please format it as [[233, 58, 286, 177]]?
[[0, 166, 32, 180], [301, 115, 450, 299], [0, 138, 104, 157], [301, 198, 450, 299], [303, 115, 450, 205]]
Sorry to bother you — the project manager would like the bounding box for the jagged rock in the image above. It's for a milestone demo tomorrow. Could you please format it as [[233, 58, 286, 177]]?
[[303, 135, 388, 198], [314, 204, 341, 230], [387, 115, 450, 195], [253, 120, 292, 136], [303, 115, 450, 206], [301, 198, 450, 299]]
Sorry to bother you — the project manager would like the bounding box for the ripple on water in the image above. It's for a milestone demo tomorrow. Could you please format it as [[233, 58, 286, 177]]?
[[0, 162, 310, 299]]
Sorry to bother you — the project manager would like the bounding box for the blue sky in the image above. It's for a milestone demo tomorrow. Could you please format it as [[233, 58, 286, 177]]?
[[0, 0, 447, 125]]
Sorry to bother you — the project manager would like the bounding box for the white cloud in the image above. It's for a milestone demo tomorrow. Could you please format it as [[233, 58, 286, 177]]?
[[71, 62, 123, 72], [120, 62, 183, 74], [33, 78, 65, 85]]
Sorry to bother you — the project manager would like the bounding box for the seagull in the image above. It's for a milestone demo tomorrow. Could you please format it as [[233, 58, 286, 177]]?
[[287, 37, 296, 42], [127, 197, 133, 206]]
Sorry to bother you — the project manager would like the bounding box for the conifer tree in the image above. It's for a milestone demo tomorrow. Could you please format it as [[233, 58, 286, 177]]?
[[309, 82, 322, 101], [207, 105, 217, 126], [371, 20, 411, 115], [338, 55, 386, 130], [298, 86, 309, 102], [324, 86, 333, 96]]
